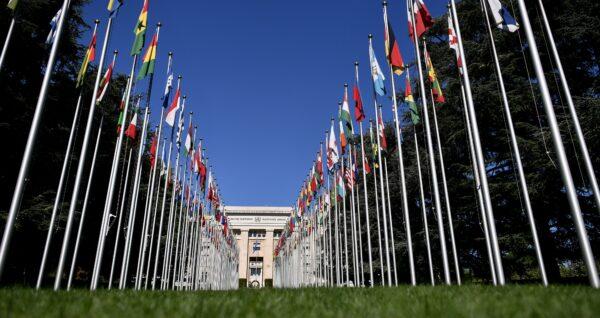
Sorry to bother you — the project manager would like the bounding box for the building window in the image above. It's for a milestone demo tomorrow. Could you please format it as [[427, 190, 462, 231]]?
[[250, 268, 262, 276], [274, 230, 282, 238], [249, 229, 266, 238], [232, 229, 241, 236]]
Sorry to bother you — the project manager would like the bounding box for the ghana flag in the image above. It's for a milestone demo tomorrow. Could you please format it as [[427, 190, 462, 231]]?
[[131, 0, 148, 56], [405, 69, 420, 125], [137, 32, 158, 80], [424, 48, 445, 104]]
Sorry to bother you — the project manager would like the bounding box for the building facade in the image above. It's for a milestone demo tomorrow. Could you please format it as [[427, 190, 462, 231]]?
[[224, 206, 292, 288]]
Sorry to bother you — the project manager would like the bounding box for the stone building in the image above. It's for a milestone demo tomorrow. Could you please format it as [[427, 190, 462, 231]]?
[[224, 206, 292, 288]]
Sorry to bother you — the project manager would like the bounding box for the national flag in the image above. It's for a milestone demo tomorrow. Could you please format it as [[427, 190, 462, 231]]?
[[46, 9, 62, 45], [424, 49, 445, 103], [327, 121, 339, 172], [384, 19, 405, 75], [336, 171, 345, 198], [405, 70, 420, 125], [131, 0, 149, 56], [369, 42, 386, 96], [408, 0, 433, 41], [162, 56, 174, 108], [353, 84, 365, 122], [137, 32, 158, 80], [96, 59, 115, 105], [447, 13, 463, 71], [149, 135, 157, 166], [76, 28, 97, 88], [378, 110, 388, 151], [107, 0, 123, 12], [485, 0, 519, 32], [175, 98, 186, 148], [7, 0, 18, 10], [369, 122, 379, 169], [339, 121, 348, 155], [125, 110, 138, 139], [316, 149, 324, 185], [184, 122, 193, 156], [165, 88, 181, 127], [363, 152, 372, 174], [116, 89, 127, 133], [340, 89, 354, 138]]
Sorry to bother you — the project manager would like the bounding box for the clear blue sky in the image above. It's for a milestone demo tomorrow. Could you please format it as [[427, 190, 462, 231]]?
[[81, 0, 448, 206]]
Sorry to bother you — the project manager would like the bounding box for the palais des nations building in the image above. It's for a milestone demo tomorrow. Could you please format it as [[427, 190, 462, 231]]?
[[224, 206, 292, 288]]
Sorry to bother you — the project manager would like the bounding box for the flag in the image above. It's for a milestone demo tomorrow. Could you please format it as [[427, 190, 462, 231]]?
[[485, 0, 519, 32], [149, 135, 157, 166], [125, 110, 138, 139], [408, 0, 433, 41], [369, 122, 379, 169], [165, 88, 181, 127], [46, 9, 62, 45], [447, 13, 463, 71], [162, 56, 174, 108], [137, 33, 158, 80], [116, 89, 127, 133], [184, 122, 193, 156], [96, 60, 114, 105], [131, 0, 149, 56], [107, 0, 123, 12], [405, 70, 420, 125], [175, 98, 186, 148], [384, 19, 405, 75], [76, 28, 97, 88], [369, 42, 386, 96], [327, 122, 339, 172], [7, 0, 18, 10], [336, 171, 345, 198], [424, 49, 445, 103], [378, 110, 388, 151], [353, 84, 365, 122], [340, 89, 354, 138], [339, 121, 348, 155]]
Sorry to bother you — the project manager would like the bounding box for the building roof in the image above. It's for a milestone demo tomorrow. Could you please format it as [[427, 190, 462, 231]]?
[[224, 206, 293, 215]]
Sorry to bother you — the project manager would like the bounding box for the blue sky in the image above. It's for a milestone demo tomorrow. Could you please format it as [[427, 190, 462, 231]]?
[[81, 0, 448, 206]]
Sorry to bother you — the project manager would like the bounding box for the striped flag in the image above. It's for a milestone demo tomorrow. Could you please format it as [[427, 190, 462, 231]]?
[[408, 0, 433, 41], [125, 110, 138, 139], [405, 69, 420, 125], [46, 9, 62, 45], [96, 60, 115, 105], [131, 0, 148, 56], [165, 88, 181, 127], [7, 0, 18, 10], [184, 122, 193, 156], [327, 122, 339, 172], [76, 28, 97, 88], [107, 0, 123, 12], [424, 48, 445, 103], [340, 89, 354, 137], [162, 56, 174, 108], [339, 121, 348, 155], [384, 19, 405, 75], [378, 109, 387, 151], [137, 32, 158, 80], [485, 0, 519, 32]]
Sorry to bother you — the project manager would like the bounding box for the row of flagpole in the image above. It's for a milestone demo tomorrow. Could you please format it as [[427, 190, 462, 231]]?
[[0, 0, 239, 290], [274, 0, 599, 288]]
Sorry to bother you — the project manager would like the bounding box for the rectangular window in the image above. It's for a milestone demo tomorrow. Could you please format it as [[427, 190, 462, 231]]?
[[249, 229, 266, 238], [274, 230, 282, 238]]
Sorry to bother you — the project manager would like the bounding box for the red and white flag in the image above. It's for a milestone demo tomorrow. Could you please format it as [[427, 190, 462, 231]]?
[[96, 60, 115, 105], [165, 88, 181, 127], [125, 111, 138, 139], [408, 0, 433, 41]]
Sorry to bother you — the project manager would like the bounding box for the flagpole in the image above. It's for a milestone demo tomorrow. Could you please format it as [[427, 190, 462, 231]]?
[[108, 148, 134, 289], [479, 0, 547, 286], [35, 93, 84, 289], [67, 116, 104, 290], [408, 1, 451, 285], [375, 105, 392, 286], [383, 157, 398, 286], [347, 145, 359, 285], [513, 0, 599, 288], [0, 0, 72, 278], [536, 0, 600, 215], [0, 17, 16, 73], [338, 115, 350, 286], [325, 135, 334, 286], [353, 148, 365, 287], [369, 121, 385, 286]]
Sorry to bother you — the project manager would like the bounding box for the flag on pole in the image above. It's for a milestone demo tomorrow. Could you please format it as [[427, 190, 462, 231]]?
[[162, 57, 174, 108], [405, 70, 420, 125], [76, 28, 97, 88], [408, 0, 433, 41], [46, 9, 62, 45], [125, 110, 138, 139], [165, 88, 180, 127], [340, 90, 354, 138], [149, 135, 157, 166], [107, 0, 123, 12], [384, 19, 405, 75], [339, 121, 348, 155], [7, 0, 18, 10], [485, 0, 519, 32], [96, 60, 115, 105], [137, 32, 158, 80], [336, 171, 345, 198], [184, 122, 193, 156], [175, 98, 186, 148], [424, 48, 445, 103], [116, 89, 127, 133], [353, 84, 365, 122], [131, 0, 149, 56], [378, 110, 388, 151], [369, 42, 386, 96], [327, 122, 339, 172], [447, 13, 463, 71], [369, 122, 379, 169]]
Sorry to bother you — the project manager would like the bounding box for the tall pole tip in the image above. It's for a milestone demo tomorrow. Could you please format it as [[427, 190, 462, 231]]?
[[157, 22, 162, 27], [183, 95, 187, 99], [368, 34, 373, 39], [338, 101, 342, 106], [168, 51, 173, 56], [344, 83, 348, 88], [382, 1, 388, 7], [190, 111, 194, 115], [178, 75, 183, 79], [354, 61, 359, 66], [94, 19, 100, 24], [113, 50, 119, 55]]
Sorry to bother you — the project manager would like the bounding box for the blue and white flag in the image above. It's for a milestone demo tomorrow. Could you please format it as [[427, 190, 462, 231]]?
[[46, 8, 62, 45], [369, 42, 386, 96], [162, 57, 174, 108], [486, 0, 519, 32]]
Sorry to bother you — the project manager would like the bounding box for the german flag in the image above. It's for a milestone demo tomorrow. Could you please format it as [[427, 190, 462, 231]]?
[[384, 21, 404, 75], [137, 33, 158, 80], [76, 28, 97, 88]]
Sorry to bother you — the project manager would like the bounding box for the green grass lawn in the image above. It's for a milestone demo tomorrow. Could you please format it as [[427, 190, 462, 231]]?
[[0, 285, 598, 317]]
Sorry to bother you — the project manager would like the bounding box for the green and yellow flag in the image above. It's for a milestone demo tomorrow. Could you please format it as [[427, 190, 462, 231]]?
[[107, 0, 123, 12], [131, 0, 148, 56], [7, 0, 19, 10], [404, 70, 420, 125], [424, 48, 445, 104], [76, 28, 97, 88], [137, 33, 157, 80]]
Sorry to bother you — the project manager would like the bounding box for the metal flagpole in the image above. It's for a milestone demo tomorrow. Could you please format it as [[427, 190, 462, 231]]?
[[348, 146, 360, 285], [0, 0, 72, 278], [370, 121, 385, 286], [375, 105, 392, 286], [513, 0, 599, 288], [67, 116, 104, 290], [353, 153, 365, 287], [382, 1, 415, 286], [325, 136, 334, 286], [355, 62, 374, 287], [450, 0, 505, 284], [339, 112, 350, 285], [414, 128, 434, 285], [408, 0, 450, 285], [480, 0, 546, 285], [0, 17, 16, 73], [536, 0, 600, 214], [383, 158, 398, 286], [109, 148, 133, 289], [36, 93, 84, 289]]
